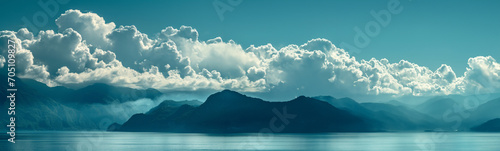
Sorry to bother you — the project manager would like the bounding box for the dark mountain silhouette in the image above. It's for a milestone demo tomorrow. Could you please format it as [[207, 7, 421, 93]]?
[[117, 100, 203, 131], [146, 100, 202, 115], [471, 118, 500, 132], [116, 90, 373, 133]]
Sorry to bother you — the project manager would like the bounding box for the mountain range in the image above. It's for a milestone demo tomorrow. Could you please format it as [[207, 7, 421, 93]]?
[[2, 74, 500, 132], [116, 90, 372, 132]]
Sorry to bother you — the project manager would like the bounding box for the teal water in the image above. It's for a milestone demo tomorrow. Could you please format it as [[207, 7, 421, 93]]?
[[2, 131, 500, 151]]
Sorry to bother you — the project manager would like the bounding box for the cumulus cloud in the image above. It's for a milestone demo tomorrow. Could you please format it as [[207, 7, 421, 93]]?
[[56, 9, 116, 48], [259, 38, 484, 97], [463, 56, 500, 92], [27, 29, 95, 75], [1, 9, 500, 99], [159, 26, 199, 41], [0, 30, 51, 83], [247, 66, 266, 81]]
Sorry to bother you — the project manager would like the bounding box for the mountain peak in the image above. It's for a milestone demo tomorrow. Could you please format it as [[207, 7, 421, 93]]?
[[213, 89, 246, 98], [220, 89, 239, 94], [338, 97, 356, 102], [201, 89, 258, 106], [290, 95, 311, 102], [84, 83, 112, 89], [297, 95, 307, 99]]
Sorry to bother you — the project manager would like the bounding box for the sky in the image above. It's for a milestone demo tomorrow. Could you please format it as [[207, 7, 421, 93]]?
[[0, 0, 499, 101]]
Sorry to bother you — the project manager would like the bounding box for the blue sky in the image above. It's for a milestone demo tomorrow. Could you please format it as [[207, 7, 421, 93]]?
[[2, 0, 499, 75], [1, 0, 500, 101]]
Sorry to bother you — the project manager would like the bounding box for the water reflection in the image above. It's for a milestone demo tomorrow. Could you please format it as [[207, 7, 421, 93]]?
[[1, 131, 500, 151]]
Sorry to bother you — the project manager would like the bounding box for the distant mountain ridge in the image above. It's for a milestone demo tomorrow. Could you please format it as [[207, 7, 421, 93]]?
[[2, 73, 500, 132], [313, 96, 441, 131], [415, 97, 458, 119], [116, 90, 373, 133]]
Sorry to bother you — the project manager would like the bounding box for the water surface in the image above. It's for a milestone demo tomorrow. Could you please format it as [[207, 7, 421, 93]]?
[[2, 131, 500, 150]]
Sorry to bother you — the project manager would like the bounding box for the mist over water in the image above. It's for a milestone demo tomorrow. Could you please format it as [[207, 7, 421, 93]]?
[[84, 98, 164, 124], [81, 94, 201, 124]]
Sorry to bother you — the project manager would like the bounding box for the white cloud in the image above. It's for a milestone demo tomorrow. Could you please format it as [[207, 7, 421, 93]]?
[[107, 25, 153, 69], [159, 26, 199, 41], [92, 48, 116, 64], [27, 29, 96, 75], [300, 38, 336, 53], [2, 9, 500, 99], [159, 26, 263, 79], [56, 9, 116, 48], [247, 66, 266, 81], [264, 44, 337, 96], [463, 56, 500, 93], [0, 30, 52, 84], [0, 55, 4, 68], [260, 39, 468, 97], [139, 40, 191, 77], [189, 39, 262, 79]]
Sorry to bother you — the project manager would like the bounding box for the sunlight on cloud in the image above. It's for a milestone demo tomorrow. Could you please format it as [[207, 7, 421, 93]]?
[[1, 9, 499, 97]]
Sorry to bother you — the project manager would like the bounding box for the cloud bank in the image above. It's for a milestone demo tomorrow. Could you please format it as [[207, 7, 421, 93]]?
[[1, 9, 499, 99]]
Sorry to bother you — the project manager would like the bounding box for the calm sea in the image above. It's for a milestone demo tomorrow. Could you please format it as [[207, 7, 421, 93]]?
[[1, 131, 500, 151]]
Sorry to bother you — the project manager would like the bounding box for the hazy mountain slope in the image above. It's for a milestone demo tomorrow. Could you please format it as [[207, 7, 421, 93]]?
[[313, 96, 373, 116], [9, 77, 164, 105], [361, 103, 441, 130], [415, 97, 457, 119], [0, 73, 167, 130], [464, 97, 500, 128], [313, 96, 441, 131], [0, 76, 98, 130]]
